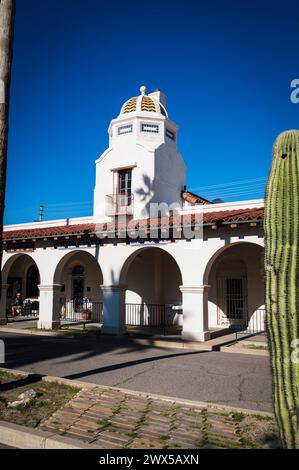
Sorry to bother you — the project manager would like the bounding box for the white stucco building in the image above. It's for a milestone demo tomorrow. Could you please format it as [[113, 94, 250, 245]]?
[[0, 86, 265, 342]]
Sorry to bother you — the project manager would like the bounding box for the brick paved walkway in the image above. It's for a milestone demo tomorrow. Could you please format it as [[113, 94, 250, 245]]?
[[40, 387, 278, 449]]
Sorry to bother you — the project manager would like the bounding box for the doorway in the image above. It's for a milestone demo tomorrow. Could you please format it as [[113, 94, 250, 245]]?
[[71, 265, 85, 301]]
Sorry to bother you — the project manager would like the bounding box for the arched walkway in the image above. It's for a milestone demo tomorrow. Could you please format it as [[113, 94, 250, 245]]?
[[120, 247, 183, 331], [204, 242, 264, 330], [1, 254, 41, 319]]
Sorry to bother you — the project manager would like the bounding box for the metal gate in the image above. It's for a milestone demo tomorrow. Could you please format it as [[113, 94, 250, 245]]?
[[217, 276, 248, 327]]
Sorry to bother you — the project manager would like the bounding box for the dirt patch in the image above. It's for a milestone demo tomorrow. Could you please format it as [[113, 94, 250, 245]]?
[[237, 414, 279, 448], [0, 369, 79, 428]]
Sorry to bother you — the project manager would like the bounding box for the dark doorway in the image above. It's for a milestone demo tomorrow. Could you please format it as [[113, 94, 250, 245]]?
[[26, 265, 40, 298]]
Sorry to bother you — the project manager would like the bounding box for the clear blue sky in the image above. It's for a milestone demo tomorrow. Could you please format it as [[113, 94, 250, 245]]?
[[5, 0, 299, 224]]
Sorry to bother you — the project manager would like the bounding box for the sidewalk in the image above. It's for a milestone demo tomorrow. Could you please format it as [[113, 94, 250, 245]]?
[[39, 382, 277, 449], [0, 368, 278, 449]]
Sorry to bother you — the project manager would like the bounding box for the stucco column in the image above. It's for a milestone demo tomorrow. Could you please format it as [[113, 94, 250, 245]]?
[[37, 284, 62, 330], [180, 285, 211, 342], [101, 285, 127, 335], [0, 284, 8, 325]]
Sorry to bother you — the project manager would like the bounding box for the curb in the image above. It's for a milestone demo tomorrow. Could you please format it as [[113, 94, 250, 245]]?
[[220, 345, 269, 357], [0, 326, 73, 338], [0, 421, 101, 449]]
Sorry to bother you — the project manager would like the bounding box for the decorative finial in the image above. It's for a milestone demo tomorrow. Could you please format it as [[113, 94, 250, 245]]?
[[140, 85, 147, 95]]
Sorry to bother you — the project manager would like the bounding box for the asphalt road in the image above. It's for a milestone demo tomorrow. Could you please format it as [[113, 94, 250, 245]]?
[[0, 332, 273, 413]]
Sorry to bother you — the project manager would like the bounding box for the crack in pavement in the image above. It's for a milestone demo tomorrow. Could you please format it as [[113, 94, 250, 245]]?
[[112, 363, 156, 387], [237, 374, 246, 402]]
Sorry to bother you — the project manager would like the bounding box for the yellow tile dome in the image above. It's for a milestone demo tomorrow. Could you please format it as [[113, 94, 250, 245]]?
[[120, 86, 167, 117]]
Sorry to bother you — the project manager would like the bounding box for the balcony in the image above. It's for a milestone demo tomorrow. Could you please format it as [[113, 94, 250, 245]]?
[[105, 194, 134, 216]]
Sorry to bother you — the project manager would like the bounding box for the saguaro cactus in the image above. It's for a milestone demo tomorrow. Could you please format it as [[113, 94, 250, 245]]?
[[264, 130, 299, 448]]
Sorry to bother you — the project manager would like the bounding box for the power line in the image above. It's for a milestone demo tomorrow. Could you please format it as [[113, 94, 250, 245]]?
[[190, 176, 266, 192]]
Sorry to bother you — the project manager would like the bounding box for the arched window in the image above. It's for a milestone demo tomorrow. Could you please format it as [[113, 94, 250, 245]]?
[[26, 265, 40, 298]]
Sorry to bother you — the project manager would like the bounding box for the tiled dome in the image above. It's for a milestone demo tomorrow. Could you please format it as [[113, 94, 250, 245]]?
[[120, 86, 167, 117]]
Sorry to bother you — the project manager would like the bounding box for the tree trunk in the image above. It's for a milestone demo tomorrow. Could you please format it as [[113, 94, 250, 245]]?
[[0, 0, 15, 294]]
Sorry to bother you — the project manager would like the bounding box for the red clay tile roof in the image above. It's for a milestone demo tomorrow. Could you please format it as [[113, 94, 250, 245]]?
[[3, 223, 95, 241], [203, 208, 264, 224], [3, 208, 263, 241], [181, 190, 212, 205]]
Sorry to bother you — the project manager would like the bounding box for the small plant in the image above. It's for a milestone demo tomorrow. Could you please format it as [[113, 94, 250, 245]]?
[[97, 419, 112, 431], [231, 412, 245, 423], [126, 431, 138, 439], [159, 434, 170, 441]]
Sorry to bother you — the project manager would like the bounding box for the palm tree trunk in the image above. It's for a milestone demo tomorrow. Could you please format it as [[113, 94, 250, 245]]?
[[0, 0, 15, 295]]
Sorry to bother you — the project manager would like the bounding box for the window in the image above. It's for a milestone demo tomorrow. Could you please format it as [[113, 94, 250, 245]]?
[[166, 128, 175, 140], [141, 123, 159, 133], [118, 169, 132, 197], [116, 169, 132, 212], [118, 124, 133, 135]]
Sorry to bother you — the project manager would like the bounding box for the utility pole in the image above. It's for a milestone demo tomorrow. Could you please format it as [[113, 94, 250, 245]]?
[[39, 204, 44, 222], [0, 0, 16, 294]]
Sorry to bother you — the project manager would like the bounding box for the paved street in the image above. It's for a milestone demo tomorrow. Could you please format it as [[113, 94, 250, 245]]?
[[0, 332, 273, 412]]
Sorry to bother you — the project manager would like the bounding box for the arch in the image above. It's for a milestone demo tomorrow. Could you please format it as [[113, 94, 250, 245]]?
[[203, 241, 264, 286], [2, 253, 38, 285], [2, 253, 41, 316], [204, 241, 264, 329], [53, 250, 103, 303], [120, 246, 183, 286], [120, 246, 183, 328]]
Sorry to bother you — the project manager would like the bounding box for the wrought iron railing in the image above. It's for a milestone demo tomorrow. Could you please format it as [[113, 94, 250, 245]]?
[[125, 303, 182, 335], [60, 300, 103, 323], [229, 308, 266, 340], [126, 303, 166, 327], [105, 194, 134, 216]]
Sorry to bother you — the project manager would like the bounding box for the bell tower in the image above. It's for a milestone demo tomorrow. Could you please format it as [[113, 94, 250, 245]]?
[[93, 86, 186, 222]]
